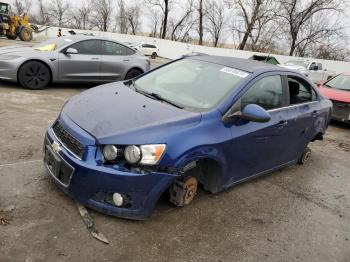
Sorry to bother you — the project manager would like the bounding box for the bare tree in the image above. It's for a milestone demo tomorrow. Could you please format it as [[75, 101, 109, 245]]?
[[116, 0, 128, 33], [91, 0, 113, 32], [226, 0, 274, 50], [31, 0, 51, 25], [276, 0, 343, 56], [146, 0, 172, 39], [206, 0, 226, 47], [148, 9, 162, 37], [169, 0, 195, 41], [127, 5, 141, 35], [48, 0, 70, 27], [12, 0, 32, 15], [71, 1, 92, 30], [198, 0, 204, 45]]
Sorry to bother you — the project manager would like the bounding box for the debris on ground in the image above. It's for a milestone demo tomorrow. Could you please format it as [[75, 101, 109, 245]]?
[[76, 202, 109, 244], [0, 217, 11, 225]]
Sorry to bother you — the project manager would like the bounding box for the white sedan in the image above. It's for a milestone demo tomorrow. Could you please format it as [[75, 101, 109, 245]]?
[[128, 42, 159, 59]]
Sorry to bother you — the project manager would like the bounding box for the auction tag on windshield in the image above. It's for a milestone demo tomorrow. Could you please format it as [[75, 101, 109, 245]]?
[[220, 67, 249, 78]]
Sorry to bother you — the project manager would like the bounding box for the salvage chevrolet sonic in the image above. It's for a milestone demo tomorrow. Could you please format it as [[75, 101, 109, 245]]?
[[43, 55, 332, 220]]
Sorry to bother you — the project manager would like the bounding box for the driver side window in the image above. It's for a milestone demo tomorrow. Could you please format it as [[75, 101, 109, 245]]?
[[241, 75, 283, 111], [68, 40, 101, 55]]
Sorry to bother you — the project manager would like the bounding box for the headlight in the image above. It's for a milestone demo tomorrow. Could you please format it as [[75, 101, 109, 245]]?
[[140, 144, 166, 165], [124, 145, 141, 164], [103, 144, 166, 165], [0, 55, 21, 60], [103, 145, 119, 161]]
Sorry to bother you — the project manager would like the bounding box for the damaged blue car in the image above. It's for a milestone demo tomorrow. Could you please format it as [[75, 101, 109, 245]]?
[[43, 54, 332, 220]]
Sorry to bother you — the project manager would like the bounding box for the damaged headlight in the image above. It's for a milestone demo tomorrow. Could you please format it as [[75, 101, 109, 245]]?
[[102, 144, 166, 165]]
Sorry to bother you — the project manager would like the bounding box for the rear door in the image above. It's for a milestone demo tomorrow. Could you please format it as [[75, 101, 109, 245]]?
[[100, 40, 134, 82], [58, 40, 101, 82], [281, 75, 320, 161]]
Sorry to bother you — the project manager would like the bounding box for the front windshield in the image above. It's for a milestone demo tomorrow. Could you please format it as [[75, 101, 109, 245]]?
[[0, 3, 9, 13], [325, 74, 350, 91], [33, 38, 74, 51], [134, 59, 249, 110], [285, 60, 309, 68]]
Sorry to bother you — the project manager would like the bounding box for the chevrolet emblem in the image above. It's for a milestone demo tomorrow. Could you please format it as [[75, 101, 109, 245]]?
[[52, 141, 61, 153]]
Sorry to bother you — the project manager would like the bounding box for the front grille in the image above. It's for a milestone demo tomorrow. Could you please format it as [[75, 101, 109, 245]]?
[[53, 121, 85, 159]]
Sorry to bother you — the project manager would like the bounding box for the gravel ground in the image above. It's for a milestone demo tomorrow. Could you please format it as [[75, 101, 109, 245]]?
[[0, 37, 349, 262]]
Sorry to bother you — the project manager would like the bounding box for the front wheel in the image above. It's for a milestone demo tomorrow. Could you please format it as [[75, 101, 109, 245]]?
[[125, 68, 143, 80], [6, 34, 17, 40], [18, 61, 51, 89], [19, 27, 33, 42]]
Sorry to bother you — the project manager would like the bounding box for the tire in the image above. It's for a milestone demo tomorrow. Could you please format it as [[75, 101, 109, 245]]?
[[18, 61, 51, 90], [151, 52, 157, 59], [125, 68, 143, 80], [298, 147, 311, 165], [19, 27, 33, 42], [6, 34, 17, 40]]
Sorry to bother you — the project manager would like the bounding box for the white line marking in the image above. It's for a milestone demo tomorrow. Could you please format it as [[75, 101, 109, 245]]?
[[0, 159, 42, 168]]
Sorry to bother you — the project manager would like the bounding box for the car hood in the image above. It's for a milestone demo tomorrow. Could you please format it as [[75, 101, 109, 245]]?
[[319, 86, 350, 103], [278, 64, 305, 71], [62, 82, 202, 144]]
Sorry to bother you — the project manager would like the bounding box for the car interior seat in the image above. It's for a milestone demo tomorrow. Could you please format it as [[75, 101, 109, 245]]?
[[289, 80, 300, 104]]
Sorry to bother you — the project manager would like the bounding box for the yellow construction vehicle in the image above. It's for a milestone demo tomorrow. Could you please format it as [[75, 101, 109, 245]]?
[[0, 2, 38, 42]]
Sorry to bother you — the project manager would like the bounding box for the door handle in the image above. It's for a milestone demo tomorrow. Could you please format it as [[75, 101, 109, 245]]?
[[277, 120, 288, 128], [311, 110, 318, 117], [91, 57, 99, 60], [123, 59, 130, 62]]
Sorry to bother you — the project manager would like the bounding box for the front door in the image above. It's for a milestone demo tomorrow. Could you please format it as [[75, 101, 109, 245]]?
[[226, 74, 292, 183], [58, 40, 101, 82]]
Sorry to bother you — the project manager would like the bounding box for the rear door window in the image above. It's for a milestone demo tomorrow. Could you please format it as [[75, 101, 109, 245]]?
[[241, 75, 283, 110], [287, 77, 316, 105], [101, 41, 132, 56]]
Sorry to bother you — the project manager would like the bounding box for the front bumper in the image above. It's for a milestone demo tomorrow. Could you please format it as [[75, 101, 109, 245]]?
[[43, 118, 176, 220], [331, 100, 350, 123]]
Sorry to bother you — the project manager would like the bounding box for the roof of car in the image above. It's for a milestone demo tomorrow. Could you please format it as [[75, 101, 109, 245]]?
[[187, 54, 285, 73], [60, 35, 124, 43]]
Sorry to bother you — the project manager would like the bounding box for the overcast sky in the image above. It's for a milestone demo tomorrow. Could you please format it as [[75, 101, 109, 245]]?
[[4, 0, 350, 43]]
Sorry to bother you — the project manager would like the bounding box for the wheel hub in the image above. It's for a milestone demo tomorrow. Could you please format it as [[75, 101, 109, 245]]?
[[169, 176, 198, 206]]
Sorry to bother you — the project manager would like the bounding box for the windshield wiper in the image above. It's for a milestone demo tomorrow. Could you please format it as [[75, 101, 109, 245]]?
[[148, 92, 184, 109], [134, 89, 184, 109]]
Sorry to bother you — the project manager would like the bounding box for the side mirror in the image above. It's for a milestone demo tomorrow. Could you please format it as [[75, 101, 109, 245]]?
[[223, 104, 271, 123], [241, 104, 271, 123], [65, 47, 78, 55]]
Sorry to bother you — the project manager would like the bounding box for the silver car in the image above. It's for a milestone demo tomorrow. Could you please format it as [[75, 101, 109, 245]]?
[[0, 35, 150, 89]]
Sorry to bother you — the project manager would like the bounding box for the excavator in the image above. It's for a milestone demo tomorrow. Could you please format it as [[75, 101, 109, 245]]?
[[0, 2, 38, 42]]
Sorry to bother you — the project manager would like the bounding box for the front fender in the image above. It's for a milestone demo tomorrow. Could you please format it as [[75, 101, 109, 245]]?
[[174, 145, 227, 170]]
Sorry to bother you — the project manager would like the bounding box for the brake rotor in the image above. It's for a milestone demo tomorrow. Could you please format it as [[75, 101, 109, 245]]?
[[169, 176, 198, 206]]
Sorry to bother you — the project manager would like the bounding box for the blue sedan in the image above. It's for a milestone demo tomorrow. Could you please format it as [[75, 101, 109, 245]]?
[[43, 54, 332, 220]]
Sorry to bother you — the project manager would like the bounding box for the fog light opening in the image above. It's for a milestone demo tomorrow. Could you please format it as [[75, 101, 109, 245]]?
[[112, 193, 124, 207]]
